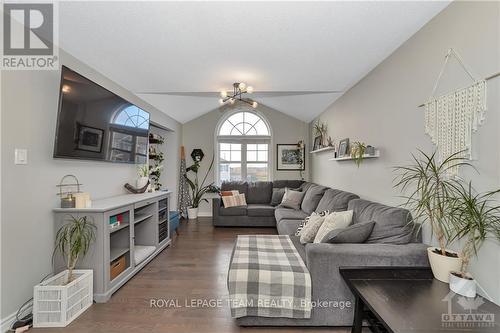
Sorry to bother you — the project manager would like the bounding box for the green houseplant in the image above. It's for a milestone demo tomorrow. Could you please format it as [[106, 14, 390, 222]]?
[[393, 150, 471, 283], [350, 141, 366, 167], [185, 154, 220, 219], [447, 183, 500, 296], [54, 215, 96, 284], [136, 164, 150, 188], [313, 120, 328, 147]]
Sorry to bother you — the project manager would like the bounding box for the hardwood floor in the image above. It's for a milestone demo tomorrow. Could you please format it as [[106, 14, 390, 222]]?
[[33, 218, 361, 333]]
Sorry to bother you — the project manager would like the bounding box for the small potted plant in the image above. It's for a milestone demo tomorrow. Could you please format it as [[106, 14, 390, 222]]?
[[313, 120, 328, 147], [350, 141, 366, 167], [33, 216, 96, 327], [185, 154, 220, 219], [394, 150, 471, 283], [137, 164, 150, 188], [447, 183, 500, 297]]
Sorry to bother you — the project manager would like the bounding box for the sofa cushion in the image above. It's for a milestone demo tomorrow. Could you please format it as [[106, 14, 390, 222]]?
[[275, 207, 308, 222], [221, 181, 248, 196], [299, 214, 326, 244], [247, 204, 275, 217], [323, 221, 375, 244], [219, 206, 247, 216], [315, 188, 359, 213], [277, 219, 302, 235], [272, 180, 304, 189], [246, 181, 273, 204], [348, 199, 414, 244], [279, 188, 305, 210], [301, 184, 328, 214], [271, 188, 285, 206]]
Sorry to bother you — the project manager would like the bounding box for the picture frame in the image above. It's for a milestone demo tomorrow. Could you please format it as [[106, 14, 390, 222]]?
[[337, 138, 350, 157], [77, 124, 104, 153], [312, 136, 322, 151], [277, 144, 305, 171]]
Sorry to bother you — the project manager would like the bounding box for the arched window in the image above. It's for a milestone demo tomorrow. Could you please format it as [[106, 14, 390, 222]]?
[[216, 110, 271, 183], [114, 105, 150, 129]]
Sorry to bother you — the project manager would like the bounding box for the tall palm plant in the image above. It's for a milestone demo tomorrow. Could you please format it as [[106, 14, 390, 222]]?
[[185, 155, 220, 208], [448, 183, 500, 276], [393, 150, 471, 255], [54, 215, 96, 284]]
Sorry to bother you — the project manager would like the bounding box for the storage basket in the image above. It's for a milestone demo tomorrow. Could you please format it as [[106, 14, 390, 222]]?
[[33, 270, 93, 327]]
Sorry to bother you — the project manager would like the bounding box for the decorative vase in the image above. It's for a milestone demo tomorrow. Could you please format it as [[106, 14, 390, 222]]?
[[136, 176, 149, 189], [427, 247, 462, 283], [187, 207, 199, 220], [449, 271, 476, 298]]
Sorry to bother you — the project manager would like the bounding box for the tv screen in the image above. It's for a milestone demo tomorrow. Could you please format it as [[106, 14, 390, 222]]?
[[54, 66, 150, 164]]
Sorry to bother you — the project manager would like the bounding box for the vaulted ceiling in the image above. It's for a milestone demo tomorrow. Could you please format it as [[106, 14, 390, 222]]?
[[58, 1, 449, 123]]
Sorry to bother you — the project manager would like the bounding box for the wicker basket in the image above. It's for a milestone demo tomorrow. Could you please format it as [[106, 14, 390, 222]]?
[[33, 270, 93, 327]]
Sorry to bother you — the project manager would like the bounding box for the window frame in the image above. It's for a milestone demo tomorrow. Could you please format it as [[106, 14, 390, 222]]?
[[215, 109, 273, 184]]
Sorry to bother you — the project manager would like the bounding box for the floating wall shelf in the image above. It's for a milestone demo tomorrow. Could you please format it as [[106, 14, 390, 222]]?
[[310, 146, 335, 154], [329, 150, 380, 161]]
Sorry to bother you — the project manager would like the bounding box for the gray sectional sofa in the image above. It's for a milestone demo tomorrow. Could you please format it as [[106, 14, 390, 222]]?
[[215, 180, 430, 326]]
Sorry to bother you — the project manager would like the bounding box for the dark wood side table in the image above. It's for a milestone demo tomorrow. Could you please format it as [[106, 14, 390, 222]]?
[[340, 267, 500, 333]]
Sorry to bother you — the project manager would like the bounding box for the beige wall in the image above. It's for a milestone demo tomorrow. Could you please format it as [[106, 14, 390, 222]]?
[[182, 102, 310, 216], [310, 1, 500, 304], [0, 49, 181, 319]]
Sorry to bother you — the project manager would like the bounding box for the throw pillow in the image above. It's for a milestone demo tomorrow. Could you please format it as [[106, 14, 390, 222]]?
[[221, 190, 239, 197], [271, 188, 285, 206], [222, 193, 247, 208], [279, 188, 305, 210], [299, 214, 326, 244], [295, 210, 330, 236], [322, 221, 376, 243], [313, 210, 353, 243]]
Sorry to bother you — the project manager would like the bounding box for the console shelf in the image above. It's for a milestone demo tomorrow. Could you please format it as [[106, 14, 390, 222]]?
[[53, 191, 171, 303]]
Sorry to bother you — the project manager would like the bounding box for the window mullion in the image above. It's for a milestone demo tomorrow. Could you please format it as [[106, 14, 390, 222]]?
[[242, 143, 247, 181]]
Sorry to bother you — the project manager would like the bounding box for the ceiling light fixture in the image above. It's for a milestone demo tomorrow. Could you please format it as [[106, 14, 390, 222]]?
[[219, 82, 257, 108]]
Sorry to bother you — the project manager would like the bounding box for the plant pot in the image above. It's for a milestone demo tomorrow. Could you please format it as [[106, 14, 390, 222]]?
[[187, 207, 199, 220], [449, 271, 476, 298], [427, 247, 462, 283], [136, 176, 149, 188], [33, 269, 93, 327]]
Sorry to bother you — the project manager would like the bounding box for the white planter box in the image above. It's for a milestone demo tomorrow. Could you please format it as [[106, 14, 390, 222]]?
[[33, 270, 93, 327]]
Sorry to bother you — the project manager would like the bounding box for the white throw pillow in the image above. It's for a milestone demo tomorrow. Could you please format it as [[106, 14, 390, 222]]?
[[314, 210, 353, 243], [299, 214, 326, 244]]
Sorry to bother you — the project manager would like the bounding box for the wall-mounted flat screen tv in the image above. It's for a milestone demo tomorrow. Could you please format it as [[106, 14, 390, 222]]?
[[54, 66, 150, 164]]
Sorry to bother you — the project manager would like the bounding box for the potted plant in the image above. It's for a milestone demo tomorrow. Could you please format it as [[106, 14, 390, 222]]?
[[393, 150, 470, 283], [185, 154, 220, 219], [34, 216, 96, 327], [137, 164, 150, 188], [350, 141, 366, 167], [447, 183, 500, 297], [313, 120, 328, 147]]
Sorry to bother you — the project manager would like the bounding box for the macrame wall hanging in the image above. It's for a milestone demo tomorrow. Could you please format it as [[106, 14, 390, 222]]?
[[421, 49, 489, 176]]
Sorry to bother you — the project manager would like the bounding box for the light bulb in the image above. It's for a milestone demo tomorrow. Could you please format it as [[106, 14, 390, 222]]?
[[252, 101, 258, 108], [218, 98, 224, 104], [62, 85, 71, 93], [239, 82, 246, 90], [220, 90, 227, 98], [230, 98, 235, 104], [246, 86, 254, 94]]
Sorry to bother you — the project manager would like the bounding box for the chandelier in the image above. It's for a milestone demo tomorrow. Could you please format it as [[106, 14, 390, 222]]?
[[219, 82, 258, 108]]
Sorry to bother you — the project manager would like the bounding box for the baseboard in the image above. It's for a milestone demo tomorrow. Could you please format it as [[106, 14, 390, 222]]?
[[197, 212, 213, 217], [1, 311, 17, 332]]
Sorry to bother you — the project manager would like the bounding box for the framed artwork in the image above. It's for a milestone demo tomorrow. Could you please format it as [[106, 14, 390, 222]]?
[[77, 124, 104, 153], [338, 138, 350, 157], [277, 144, 305, 171], [312, 136, 322, 151]]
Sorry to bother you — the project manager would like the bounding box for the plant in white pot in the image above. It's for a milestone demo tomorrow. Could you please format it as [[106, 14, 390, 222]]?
[[447, 183, 500, 297], [394, 150, 470, 283], [34, 215, 96, 327], [185, 154, 220, 219], [137, 164, 150, 188]]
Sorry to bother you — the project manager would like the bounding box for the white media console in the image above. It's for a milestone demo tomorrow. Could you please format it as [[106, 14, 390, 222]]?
[[53, 191, 172, 303]]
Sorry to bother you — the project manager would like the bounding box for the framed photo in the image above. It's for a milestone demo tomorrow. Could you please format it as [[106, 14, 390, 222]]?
[[312, 136, 322, 151], [277, 144, 305, 171], [77, 124, 104, 153], [337, 138, 350, 157]]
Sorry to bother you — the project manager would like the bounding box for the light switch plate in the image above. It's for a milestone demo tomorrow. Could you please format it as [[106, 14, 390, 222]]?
[[15, 149, 28, 165]]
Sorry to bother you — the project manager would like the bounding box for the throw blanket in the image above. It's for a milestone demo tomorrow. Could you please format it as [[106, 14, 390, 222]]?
[[228, 235, 312, 318]]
